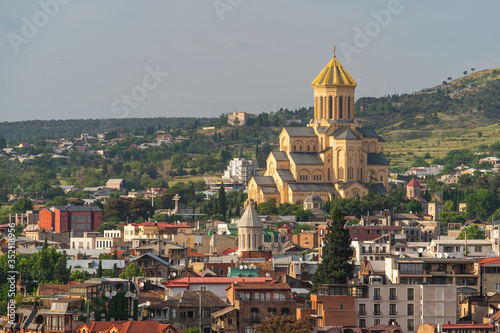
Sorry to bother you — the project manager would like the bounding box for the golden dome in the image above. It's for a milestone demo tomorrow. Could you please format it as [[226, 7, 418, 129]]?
[[312, 47, 357, 87]]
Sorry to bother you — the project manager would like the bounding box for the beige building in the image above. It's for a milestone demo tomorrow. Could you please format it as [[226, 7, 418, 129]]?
[[227, 111, 257, 126], [355, 284, 457, 331], [248, 50, 389, 204]]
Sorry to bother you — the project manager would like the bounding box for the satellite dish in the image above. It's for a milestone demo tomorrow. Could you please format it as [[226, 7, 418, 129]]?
[[266, 273, 271, 277], [418, 248, 423, 253], [254, 266, 257, 270], [105, 291, 110, 298], [146, 301, 151, 307], [444, 253, 449, 258], [111, 291, 117, 297], [437, 253, 443, 258], [130, 293, 137, 299], [244, 265, 248, 269], [239, 265, 243, 269], [125, 291, 132, 298], [140, 282, 145, 288], [489, 308, 494, 315]]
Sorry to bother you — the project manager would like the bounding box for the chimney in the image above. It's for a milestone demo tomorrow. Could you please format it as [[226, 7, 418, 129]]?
[[446, 321, 450, 325], [187, 275, 190, 290]]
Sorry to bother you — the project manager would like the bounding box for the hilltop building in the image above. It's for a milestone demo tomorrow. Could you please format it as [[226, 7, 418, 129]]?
[[248, 49, 389, 204]]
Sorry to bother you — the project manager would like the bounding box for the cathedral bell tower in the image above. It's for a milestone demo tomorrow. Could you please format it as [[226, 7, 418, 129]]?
[[311, 46, 357, 122]]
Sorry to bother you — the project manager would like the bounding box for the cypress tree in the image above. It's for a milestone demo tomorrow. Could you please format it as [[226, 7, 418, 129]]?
[[217, 183, 227, 218], [311, 207, 354, 293], [97, 260, 103, 278]]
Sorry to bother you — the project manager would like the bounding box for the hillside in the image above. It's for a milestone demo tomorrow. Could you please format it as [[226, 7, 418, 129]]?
[[355, 67, 500, 170]]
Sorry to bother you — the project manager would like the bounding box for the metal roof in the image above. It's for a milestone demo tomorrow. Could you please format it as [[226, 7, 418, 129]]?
[[270, 151, 289, 161], [252, 176, 276, 186], [283, 127, 316, 137], [288, 183, 335, 193], [367, 153, 389, 165], [289, 153, 324, 165], [276, 169, 296, 182]]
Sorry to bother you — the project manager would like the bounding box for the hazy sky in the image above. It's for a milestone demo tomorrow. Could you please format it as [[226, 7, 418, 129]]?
[[1, 1, 500, 122]]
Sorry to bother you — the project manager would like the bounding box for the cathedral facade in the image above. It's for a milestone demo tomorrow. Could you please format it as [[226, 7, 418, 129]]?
[[248, 51, 389, 205]]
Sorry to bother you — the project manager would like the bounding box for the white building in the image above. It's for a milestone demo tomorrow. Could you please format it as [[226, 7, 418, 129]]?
[[428, 239, 492, 259], [405, 165, 444, 176], [223, 158, 259, 186]]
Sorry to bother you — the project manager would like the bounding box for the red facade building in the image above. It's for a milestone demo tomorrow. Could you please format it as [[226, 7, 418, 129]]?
[[39, 205, 103, 236]]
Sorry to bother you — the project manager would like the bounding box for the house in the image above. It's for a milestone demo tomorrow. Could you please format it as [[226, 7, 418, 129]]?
[[144, 290, 228, 332], [163, 276, 273, 301], [227, 111, 257, 126], [428, 239, 492, 259], [106, 179, 126, 193], [130, 253, 178, 281], [225, 282, 296, 333]]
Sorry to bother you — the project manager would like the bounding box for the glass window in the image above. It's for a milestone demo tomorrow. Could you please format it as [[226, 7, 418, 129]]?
[[374, 288, 381, 300], [359, 319, 366, 327], [408, 304, 414, 316], [408, 319, 415, 331], [407, 288, 414, 300]]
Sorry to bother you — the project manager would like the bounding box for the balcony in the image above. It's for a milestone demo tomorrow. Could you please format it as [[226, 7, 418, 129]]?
[[359, 310, 367, 316], [389, 311, 397, 316], [373, 311, 381, 316], [389, 295, 397, 300], [374, 295, 381, 300], [249, 315, 261, 323]]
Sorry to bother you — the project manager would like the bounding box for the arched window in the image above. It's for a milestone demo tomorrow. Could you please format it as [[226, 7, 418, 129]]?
[[328, 96, 333, 118], [380, 175, 383, 181], [339, 97, 343, 119]]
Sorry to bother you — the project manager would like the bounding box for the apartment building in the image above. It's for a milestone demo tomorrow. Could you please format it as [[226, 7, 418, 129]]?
[[39, 205, 103, 236]]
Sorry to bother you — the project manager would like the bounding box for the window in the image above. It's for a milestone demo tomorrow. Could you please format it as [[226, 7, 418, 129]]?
[[408, 319, 415, 331], [389, 288, 397, 300], [390, 304, 397, 316], [407, 303, 414, 315], [374, 319, 380, 325], [359, 304, 366, 316], [374, 304, 381, 316], [359, 319, 366, 327], [200, 286, 207, 291], [374, 288, 381, 300], [228, 319, 233, 325], [495, 283, 500, 291], [339, 303, 344, 311], [407, 288, 414, 301], [281, 308, 290, 317], [475, 246, 482, 252], [268, 308, 276, 317]]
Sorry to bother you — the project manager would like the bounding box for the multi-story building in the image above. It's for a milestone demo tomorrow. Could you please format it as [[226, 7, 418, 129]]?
[[227, 111, 257, 126], [39, 205, 103, 236], [385, 257, 480, 290], [300, 284, 457, 333], [9, 209, 39, 227], [223, 158, 259, 186], [479, 257, 500, 295], [225, 282, 295, 333]]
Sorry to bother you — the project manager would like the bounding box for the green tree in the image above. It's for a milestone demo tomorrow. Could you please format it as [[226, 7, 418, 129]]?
[[457, 224, 485, 240], [217, 183, 227, 218], [254, 316, 315, 333], [53, 251, 71, 284], [97, 260, 103, 278], [311, 208, 354, 293], [183, 327, 202, 333], [119, 263, 145, 279], [403, 199, 423, 214], [11, 198, 34, 213], [465, 189, 497, 219]]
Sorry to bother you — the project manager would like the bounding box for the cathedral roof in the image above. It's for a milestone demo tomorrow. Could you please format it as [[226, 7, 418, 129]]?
[[260, 186, 279, 194], [283, 127, 316, 137], [288, 182, 336, 193], [277, 169, 296, 182], [238, 203, 264, 228], [289, 153, 324, 165], [304, 194, 323, 203], [373, 183, 389, 194], [312, 52, 357, 87], [253, 176, 276, 186], [356, 127, 380, 138], [270, 151, 289, 161], [333, 129, 361, 140], [367, 153, 389, 165]]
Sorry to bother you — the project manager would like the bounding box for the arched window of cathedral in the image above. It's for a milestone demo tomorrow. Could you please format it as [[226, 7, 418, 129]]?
[[328, 168, 331, 181], [314, 146, 316, 151], [294, 145, 296, 151], [307, 145, 310, 152], [380, 175, 383, 181], [299, 146, 302, 151], [328, 96, 333, 119]]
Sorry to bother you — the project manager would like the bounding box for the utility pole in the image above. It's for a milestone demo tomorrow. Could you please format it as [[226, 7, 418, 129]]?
[[199, 291, 202, 330]]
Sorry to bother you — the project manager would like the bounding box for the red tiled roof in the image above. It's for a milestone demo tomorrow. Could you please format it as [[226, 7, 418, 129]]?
[[37, 284, 68, 296], [137, 222, 191, 229], [480, 257, 500, 266], [222, 247, 238, 254], [407, 178, 420, 187], [163, 276, 273, 287]]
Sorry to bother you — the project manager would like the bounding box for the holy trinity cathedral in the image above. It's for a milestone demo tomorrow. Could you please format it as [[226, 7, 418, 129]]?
[[248, 49, 389, 205]]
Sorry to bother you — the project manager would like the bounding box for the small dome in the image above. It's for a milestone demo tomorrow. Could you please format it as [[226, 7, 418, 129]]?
[[304, 194, 322, 203]]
